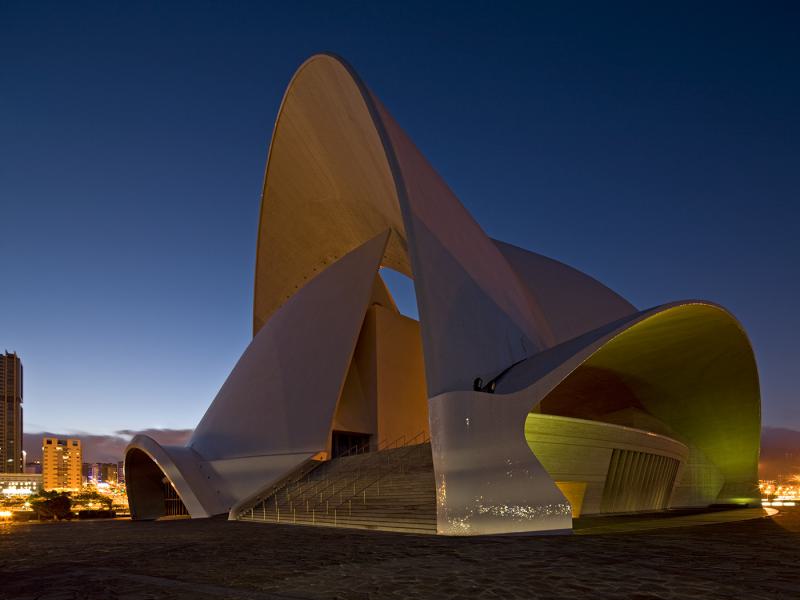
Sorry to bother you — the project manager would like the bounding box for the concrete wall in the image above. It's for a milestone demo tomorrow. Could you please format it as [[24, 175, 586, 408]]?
[[332, 304, 429, 449], [374, 306, 430, 444], [524, 413, 689, 515]]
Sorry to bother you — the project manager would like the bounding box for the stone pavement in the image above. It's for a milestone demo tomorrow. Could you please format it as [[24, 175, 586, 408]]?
[[2, 508, 799, 600]]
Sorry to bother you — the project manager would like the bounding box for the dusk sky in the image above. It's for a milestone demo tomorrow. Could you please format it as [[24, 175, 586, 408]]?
[[1, 2, 798, 440]]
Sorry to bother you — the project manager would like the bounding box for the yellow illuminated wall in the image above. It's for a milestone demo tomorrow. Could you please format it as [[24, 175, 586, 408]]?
[[332, 302, 429, 449], [533, 304, 760, 506]]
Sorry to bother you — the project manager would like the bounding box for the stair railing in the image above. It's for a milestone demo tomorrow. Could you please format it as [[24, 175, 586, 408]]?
[[238, 456, 325, 520], [270, 435, 390, 516], [290, 432, 412, 518], [327, 432, 431, 519], [285, 432, 425, 522], [243, 432, 432, 524]]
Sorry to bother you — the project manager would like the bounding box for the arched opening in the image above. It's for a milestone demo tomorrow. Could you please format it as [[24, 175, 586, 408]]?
[[125, 448, 188, 520], [524, 304, 760, 516]]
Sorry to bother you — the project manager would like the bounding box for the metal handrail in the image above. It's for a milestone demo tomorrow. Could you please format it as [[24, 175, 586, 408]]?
[[327, 432, 430, 517], [242, 432, 431, 523], [285, 432, 409, 507], [287, 432, 412, 513], [299, 432, 428, 520], [246, 433, 404, 519], [239, 455, 325, 516], [241, 434, 397, 517]]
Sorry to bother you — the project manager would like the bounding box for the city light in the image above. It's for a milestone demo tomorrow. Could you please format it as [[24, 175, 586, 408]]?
[[759, 479, 800, 505]]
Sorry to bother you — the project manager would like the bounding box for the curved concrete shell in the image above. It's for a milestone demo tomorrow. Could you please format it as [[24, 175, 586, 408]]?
[[430, 302, 760, 534], [125, 53, 761, 535]]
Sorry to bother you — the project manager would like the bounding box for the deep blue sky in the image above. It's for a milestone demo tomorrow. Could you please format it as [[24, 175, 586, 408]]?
[[1, 1, 798, 436]]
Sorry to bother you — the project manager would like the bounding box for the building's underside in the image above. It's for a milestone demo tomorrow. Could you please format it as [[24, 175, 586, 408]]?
[[125, 54, 761, 535]]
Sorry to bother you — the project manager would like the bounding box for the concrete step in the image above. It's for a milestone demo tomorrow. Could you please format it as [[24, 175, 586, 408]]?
[[273, 498, 435, 513], [270, 497, 435, 511], [241, 519, 437, 535], [241, 514, 437, 530], [239, 442, 437, 534]]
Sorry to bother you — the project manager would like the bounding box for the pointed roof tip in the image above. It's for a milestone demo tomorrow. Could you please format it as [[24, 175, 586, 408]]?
[[295, 52, 354, 73], [309, 51, 351, 65], [293, 52, 369, 92]]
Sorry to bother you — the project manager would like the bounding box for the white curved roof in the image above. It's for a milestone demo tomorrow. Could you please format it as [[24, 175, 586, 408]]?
[[125, 54, 761, 532], [493, 239, 636, 345], [191, 231, 390, 459], [253, 53, 639, 396]]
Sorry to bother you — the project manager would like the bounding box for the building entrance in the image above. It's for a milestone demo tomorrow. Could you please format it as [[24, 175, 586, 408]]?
[[331, 431, 371, 458]]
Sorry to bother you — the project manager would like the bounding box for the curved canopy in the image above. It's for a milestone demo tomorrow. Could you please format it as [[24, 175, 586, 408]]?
[[254, 56, 407, 334], [498, 302, 761, 503], [254, 54, 640, 396], [494, 239, 637, 346]]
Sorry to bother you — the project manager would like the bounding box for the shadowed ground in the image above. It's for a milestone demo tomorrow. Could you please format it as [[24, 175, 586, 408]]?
[[1, 508, 798, 599]]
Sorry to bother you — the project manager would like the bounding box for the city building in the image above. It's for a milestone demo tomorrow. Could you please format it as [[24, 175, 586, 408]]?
[[84, 462, 119, 484], [42, 438, 82, 491], [102, 462, 119, 484], [0, 351, 23, 473], [0, 473, 41, 496], [125, 54, 761, 535]]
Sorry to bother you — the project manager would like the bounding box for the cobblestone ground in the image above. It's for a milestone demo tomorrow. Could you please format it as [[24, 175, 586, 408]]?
[[2, 508, 799, 600]]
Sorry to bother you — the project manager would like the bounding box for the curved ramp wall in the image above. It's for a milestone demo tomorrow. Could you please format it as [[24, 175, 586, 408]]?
[[498, 302, 761, 508], [524, 414, 689, 515]]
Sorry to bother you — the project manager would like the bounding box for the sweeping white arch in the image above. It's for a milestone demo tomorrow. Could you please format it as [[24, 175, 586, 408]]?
[[253, 53, 566, 396]]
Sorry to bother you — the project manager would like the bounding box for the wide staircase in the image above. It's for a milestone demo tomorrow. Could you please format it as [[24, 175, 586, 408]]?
[[236, 435, 437, 534]]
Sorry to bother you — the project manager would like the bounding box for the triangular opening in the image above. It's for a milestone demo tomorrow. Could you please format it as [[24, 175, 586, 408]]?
[[329, 273, 429, 456]]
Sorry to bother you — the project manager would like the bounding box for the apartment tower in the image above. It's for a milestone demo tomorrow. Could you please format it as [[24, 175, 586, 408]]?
[[0, 352, 23, 473], [42, 438, 82, 491]]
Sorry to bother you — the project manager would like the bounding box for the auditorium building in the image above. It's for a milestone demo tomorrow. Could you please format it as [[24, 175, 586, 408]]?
[[125, 54, 761, 535]]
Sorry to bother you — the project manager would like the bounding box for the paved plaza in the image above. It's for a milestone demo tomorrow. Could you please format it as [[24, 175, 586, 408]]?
[[2, 508, 799, 600]]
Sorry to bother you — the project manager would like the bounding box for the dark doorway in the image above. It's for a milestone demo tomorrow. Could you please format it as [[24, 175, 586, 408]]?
[[331, 431, 371, 458]]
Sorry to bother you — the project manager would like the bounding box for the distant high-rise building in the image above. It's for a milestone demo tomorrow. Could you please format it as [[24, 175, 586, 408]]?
[[0, 352, 23, 473], [42, 437, 82, 491], [84, 462, 119, 484], [101, 462, 118, 484]]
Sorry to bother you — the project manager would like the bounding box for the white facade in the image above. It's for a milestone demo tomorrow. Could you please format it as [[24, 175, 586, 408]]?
[[125, 54, 761, 535]]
